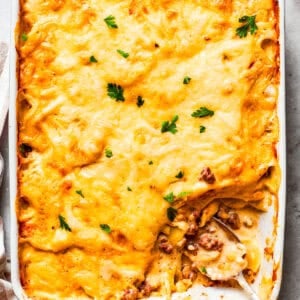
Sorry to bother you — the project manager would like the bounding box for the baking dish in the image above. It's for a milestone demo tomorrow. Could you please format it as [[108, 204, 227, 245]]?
[[9, 0, 286, 299]]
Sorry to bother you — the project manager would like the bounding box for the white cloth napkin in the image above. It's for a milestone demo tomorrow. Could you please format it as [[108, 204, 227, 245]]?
[[0, 42, 9, 135], [0, 41, 17, 299], [0, 218, 15, 300]]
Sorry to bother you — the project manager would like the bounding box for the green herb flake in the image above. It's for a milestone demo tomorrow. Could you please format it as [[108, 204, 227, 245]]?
[[175, 171, 184, 179], [107, 83, 125, 102], [104, 15, 118, 29], [161, 115, 179, 134], [236, 15, 258, 38], [21, 33, 28, 42], [200, 125, 206, 133], [200, 266, 207, 274], [89, 55, 98, 63], [76, 190, 85, 198], [191, 107, 214, 118], [19, 143, 32, 158], [117, 49, 129, 58], [58, 215, 72, 232], [136, 96, 145, 107], [100, 224, 111, 233], [148, 160, 153, 165], [105, 148, 113, 158], [183, 76, 191, 84], [167, 207, 178, 221], [127, 186, 132, 191], [164, 192, 175, 203], [177, 191, 191, 199]]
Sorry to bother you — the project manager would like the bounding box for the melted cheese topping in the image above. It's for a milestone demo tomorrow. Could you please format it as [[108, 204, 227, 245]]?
[[17, 0, 279, 299]]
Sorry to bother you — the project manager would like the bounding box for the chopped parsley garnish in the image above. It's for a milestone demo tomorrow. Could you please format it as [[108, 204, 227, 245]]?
[[19, 143, 32, 158], [105, 148, 113, 158], [21, 33, 28, 41], [148, 160, 153, 165], [127, 186, 132, 191], [183, 76, 191, 84], [117, 49, 129, 58], [167, 207, 178, 221], [191, 107, 214, 118], [200, 266, 207, 274], [89, 55, 98, 63], [100, 224, 111, 233], [164, 192, 175, 203], [200, 125, 206, 133], [107, 83, 125, 101], [76, 190, 85, 198], [177, 191, 191, 198], [175, 171, 184, 179], [236, 15, 258, 38], [104, 15, 118, 29], [164, 191, 190, 203], [136, 96, 145, 107], [161, 115, 179, 134], [58, 215, 72, 232]]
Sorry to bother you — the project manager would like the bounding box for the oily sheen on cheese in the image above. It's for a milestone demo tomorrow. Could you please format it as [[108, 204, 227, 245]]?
[[17, 0, 280, 299]]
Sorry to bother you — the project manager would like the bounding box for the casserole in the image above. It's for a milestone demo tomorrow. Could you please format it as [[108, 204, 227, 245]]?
[[10, 0, 286, 299]]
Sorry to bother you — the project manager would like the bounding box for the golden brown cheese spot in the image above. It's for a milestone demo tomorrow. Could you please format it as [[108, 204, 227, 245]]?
[[199, 0, 233, 12]]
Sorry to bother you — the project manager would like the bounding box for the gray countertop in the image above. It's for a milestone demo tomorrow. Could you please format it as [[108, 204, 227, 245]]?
[[279, 1, 300, 298], [0, 1, 299, 299]]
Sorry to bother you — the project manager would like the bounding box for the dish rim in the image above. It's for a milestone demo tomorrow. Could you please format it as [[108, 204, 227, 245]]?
[[8, 1, 286, 299]]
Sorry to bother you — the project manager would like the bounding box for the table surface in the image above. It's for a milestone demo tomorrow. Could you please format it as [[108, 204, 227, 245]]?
[[1, 1, 300, 299]]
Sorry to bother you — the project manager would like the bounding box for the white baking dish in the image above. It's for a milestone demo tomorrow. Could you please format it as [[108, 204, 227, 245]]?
[[9, 0, 286, 299]]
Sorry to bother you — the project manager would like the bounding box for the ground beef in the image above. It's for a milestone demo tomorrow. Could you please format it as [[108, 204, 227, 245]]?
[[158, 233, 173, 254], [198, 232, 224, 251], [138, 281, 153, 297], [199, 167, 216, 184], [217, 204, 241, 230], [121, 289, 138, 300]]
